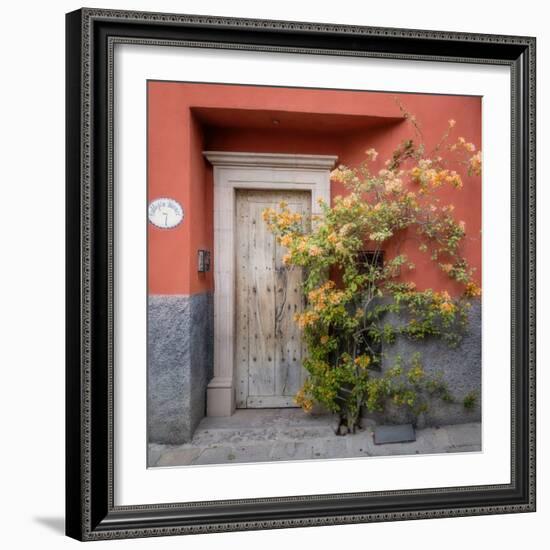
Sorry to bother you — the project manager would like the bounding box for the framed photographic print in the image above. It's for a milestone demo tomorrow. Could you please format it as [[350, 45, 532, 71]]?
[[65, 7, 536, 541]]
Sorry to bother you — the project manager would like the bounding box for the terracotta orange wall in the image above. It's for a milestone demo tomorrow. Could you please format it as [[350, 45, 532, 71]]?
[[148, 81, 481, 296]]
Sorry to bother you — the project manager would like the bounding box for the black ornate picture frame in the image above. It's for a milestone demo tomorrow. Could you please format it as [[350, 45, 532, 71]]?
[[66, 7, 536, 541]]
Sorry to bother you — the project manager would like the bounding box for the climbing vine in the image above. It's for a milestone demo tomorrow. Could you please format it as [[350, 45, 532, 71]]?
[[262, 107, 482, 433]]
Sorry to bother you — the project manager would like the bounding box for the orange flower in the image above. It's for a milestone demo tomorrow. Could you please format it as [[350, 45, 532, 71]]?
[[297, 238, 308, 253], [294, 311, 320, 328], [279, 234, 293, 248], [294, 388, 314, 413], [365, 148, 379, 161], [385, 177, 402, 194], [354, 355, 371, 369], [464, 282, 482, 297], [339, 223, 353, 236], [469, 151, 482, 176], [328, 291, 344, 305], [261, 208, 275, 222]]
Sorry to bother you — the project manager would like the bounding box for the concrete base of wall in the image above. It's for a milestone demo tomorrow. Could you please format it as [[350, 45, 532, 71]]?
[[147, 293, 480, 446], [147, 293, 213, 446], [369, 298, 482, 427]]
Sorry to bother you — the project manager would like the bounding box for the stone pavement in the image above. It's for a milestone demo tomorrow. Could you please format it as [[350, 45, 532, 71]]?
[[148, 408, 481, 468]]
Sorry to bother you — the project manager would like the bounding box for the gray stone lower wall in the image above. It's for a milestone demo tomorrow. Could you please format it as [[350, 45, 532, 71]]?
[[147, 292, 213, 446], [367, 298, 481, 428]]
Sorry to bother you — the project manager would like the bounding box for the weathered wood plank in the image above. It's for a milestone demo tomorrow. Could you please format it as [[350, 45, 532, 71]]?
[[246, 395, 298, 408], [247, 197, 276, 397], [274, 194, 310, 399], [235, 192, 250, 408]]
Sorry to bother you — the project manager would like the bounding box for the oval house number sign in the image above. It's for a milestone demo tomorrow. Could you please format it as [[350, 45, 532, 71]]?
[[148, 198, 184, 229]]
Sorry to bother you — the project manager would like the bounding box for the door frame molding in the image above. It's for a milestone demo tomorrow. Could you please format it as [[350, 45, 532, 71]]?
[[203, 151, 337, 416]]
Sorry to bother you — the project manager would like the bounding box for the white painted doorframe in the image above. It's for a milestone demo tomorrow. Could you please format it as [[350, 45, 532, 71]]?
[[203, 151, 337, 417]]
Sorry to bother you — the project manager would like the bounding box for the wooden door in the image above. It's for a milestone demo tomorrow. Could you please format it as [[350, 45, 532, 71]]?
[[235, 190, 310, 408]]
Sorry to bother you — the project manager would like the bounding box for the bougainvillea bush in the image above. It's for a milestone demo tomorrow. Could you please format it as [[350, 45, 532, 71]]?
[[262, 110, 482, 434]]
